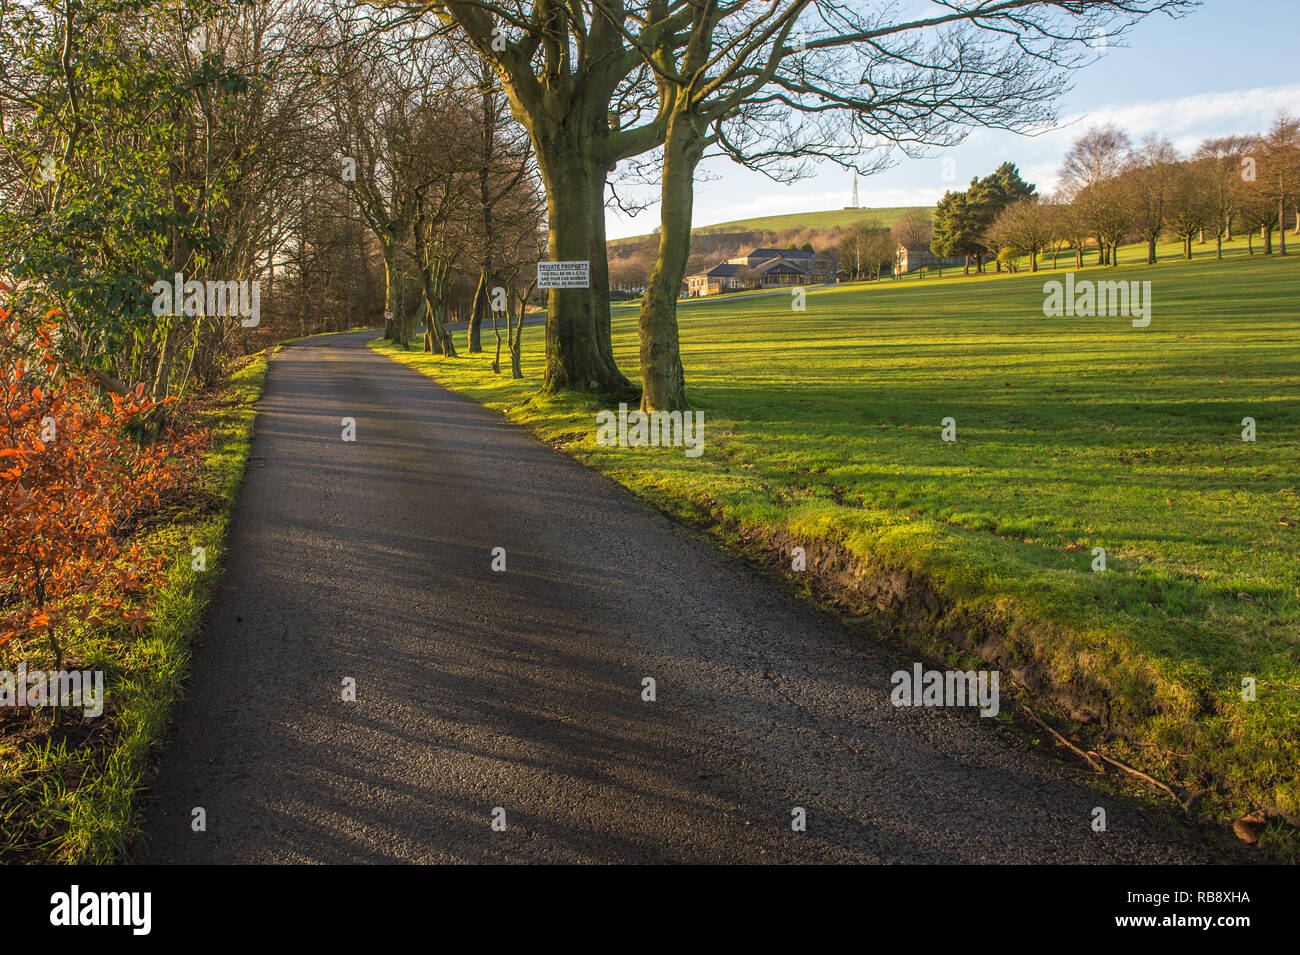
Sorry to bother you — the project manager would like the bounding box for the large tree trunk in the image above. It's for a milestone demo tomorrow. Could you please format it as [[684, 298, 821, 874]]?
[[469, 269, 491, 354], [534, 127, 632, 397], [421, 260, 458, 357], [422, 297, 457, 356], [382, 246, 398, 341], [394, 281, 409, 349], [468, 300, 485, 352], [637, 112, 699, 412], [469, 84, 494, 355]]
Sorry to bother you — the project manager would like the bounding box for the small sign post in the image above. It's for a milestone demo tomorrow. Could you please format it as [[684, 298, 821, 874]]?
[[537, 260, 590, 289]]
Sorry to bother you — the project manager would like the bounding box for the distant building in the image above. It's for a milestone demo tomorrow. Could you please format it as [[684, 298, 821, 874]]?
[[895, 244, 963, 275], [686, 262, 749, 296], [686, 247, 841, 296]]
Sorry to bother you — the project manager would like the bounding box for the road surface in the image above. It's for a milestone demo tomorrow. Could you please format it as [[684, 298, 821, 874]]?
[[136, 330, 1223, 864]]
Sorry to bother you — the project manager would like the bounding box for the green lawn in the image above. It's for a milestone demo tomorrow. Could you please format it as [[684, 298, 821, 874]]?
[[373, 247, 1300, 838]]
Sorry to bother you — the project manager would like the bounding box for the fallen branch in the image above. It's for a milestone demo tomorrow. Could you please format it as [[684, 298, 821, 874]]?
[[1022, 705, 1104, 773], [1022, 704, 1182, 805], [1094, 751, 1181, 804]]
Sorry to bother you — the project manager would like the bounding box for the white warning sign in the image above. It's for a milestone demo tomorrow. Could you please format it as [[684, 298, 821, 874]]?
[[537, 260, 590, 289]]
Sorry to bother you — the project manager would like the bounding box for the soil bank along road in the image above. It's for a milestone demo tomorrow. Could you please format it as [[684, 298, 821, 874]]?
[[137, 331, 1220, 864]]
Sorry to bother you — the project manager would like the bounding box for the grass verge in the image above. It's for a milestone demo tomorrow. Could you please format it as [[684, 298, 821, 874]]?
[[0, 351, 269, 863]]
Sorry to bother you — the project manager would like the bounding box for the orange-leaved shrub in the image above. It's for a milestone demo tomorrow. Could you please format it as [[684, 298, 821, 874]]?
[[1, 295, 204, 671]]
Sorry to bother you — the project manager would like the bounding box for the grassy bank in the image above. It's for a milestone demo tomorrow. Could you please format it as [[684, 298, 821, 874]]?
[[0, 353, 269, 862], [372, 248, 1300, 850]]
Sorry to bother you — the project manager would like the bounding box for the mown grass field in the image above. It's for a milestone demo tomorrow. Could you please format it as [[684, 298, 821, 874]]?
[[0, 353, 269, 862], [373, 246, 1300, 843]]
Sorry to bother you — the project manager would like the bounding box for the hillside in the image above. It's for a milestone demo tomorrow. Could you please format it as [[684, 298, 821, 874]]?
[[609, 205, 931, 247]]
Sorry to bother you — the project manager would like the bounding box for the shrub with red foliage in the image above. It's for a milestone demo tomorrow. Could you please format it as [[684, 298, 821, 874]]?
[[1, 296, 204, 670]]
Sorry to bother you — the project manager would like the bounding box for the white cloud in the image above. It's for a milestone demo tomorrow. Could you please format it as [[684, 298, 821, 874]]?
[[1060, 83, 1300, 141], [995, 82, 1300, 193]]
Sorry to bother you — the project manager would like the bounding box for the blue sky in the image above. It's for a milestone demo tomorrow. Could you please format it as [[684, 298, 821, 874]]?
[[606, 0, 1300, 239]]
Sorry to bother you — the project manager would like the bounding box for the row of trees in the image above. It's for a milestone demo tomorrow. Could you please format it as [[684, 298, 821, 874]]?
[[4, 0, 1195, 416], [0, 0, 1199, 682], [0, 0, 551, 681], [0, 0, 547, 401], [322, 13, 545, 370], [1, 0, 348, 400], [837, 208, 937, 281], [419, 0, 1190, 411], [957, 115, 1300, 274]]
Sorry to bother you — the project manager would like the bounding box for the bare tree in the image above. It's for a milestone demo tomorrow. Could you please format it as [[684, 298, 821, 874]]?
[[1165, 160, 1214, 259], [1258, 113, 1300, 255], [459, 49, 539, 355], [416, 2, 667, 396], [839, 218, 893, 280], [622, 0, 1189, 408], [411, 1, 1189, 408], [1059, 123, 1132, 264], [1077, 176, 1129, 266], [894, 209, 934, 259], [1041, 200, 1071, 269], [1058, 123, 1133, 197], [1123, 134, 1179, 264], [1195, 134, 1255, 255], [985, 199, 1054, 273], [321, 10, 431, 345], [406, 96, 480, 356], [1056, 195, 1092, 269]]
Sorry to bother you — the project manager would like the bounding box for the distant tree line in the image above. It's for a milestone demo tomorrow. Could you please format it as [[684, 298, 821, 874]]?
[[937, 114, 1300, 275]]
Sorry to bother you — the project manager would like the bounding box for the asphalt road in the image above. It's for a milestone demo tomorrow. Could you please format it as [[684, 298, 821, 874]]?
[[136, 330, 1222, 864]]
